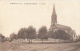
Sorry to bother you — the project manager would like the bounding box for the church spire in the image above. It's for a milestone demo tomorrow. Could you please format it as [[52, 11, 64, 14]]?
[[51, 4, 57, 26], [53, 4, 56, 13]]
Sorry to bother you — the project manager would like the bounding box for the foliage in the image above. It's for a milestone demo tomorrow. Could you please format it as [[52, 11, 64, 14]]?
[[0, 33, 5, 42], [47, 30, 55, 38], [54, 30, 70, 40], [38, 26, 48, 42], [17, 26, 36, 43], [10, 32, 17, 41], [17, 28, 27, 39], [27, 26, 36, 39]]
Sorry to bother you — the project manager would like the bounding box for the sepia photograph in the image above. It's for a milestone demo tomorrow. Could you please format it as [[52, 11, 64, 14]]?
[[0, 0, 80, 51]]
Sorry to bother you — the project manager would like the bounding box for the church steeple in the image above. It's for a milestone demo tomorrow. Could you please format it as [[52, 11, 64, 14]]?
[[51, 4, 57, 26]]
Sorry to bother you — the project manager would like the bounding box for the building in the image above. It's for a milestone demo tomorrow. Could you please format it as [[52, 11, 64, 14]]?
[[49, 5, 76, 40]]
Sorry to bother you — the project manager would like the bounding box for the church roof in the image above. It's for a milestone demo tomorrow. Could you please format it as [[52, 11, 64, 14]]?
[[55, 24, 72, 31]]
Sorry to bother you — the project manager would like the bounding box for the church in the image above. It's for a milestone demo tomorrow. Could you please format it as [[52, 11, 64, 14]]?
[[49, 5, 76, 40]]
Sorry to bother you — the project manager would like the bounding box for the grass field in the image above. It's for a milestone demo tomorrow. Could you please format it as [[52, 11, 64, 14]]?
[[0, 41, 80, 51]]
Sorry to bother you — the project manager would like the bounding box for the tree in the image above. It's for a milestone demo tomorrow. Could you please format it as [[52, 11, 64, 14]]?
[[27, 26, 36, 43], [47, 30, 55, 38], [17, 28, 27, 39], [17, 28, 28, 42], [38, 26, 48, 42], [0, 33, 5, 42], [54, 30, 70, 42], [17, 26, 36, 43], [47, 30, 58, 42], [10, 32, 17, 41], [76, 35, 80, 42]]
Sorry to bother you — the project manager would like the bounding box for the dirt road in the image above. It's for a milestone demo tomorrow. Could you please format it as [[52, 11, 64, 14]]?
[[0, 41, 80, 51]]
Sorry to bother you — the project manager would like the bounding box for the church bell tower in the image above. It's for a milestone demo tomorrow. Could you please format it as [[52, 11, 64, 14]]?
[[49, 4, 57, 31], [51, 4, 57, 26]]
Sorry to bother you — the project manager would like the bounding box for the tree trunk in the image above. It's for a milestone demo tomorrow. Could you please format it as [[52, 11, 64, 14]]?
[[59, 39, 61, 43], [55, 39, 56, 43], [28, 39, 30, 43], [42, 39, 43, 43], [31, 39, 32, 43], [27, 38, 28, 41]]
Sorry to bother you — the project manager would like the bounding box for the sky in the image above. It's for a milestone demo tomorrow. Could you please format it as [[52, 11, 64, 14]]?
[[0, 0, 80, 37]]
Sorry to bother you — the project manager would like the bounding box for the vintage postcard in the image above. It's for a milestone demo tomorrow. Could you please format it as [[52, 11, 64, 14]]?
[[0, 0, 80, 51]]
